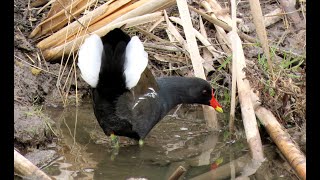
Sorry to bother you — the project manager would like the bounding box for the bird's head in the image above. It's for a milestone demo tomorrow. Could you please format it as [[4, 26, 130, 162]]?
[[185, 78, 223, 113]]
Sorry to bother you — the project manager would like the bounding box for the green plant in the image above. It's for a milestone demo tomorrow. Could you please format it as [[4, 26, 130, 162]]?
[[257, 53, 268, 72], [218, 55, 232, 71], [264, 79, 275, 97]]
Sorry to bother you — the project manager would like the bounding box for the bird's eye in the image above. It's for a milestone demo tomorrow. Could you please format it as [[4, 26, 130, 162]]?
[[202, 90, 208, 94]]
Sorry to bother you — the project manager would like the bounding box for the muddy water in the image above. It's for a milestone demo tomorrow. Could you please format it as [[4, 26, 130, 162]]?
[[42, 102, 250, 180]]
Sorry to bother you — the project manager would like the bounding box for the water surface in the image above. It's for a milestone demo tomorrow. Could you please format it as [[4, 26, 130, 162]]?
[[43, 103, 250, 179]]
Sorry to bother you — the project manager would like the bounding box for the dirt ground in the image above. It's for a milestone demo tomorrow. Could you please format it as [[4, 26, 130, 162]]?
[[14, 0, 306, 179]]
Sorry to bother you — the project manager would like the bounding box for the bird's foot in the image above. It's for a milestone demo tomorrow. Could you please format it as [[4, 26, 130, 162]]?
[[110, 133, 120, 160], [110, 133, 119, 148]]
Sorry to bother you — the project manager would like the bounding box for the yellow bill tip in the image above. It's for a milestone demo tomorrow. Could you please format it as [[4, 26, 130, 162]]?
[[215, 107, 223, 113]]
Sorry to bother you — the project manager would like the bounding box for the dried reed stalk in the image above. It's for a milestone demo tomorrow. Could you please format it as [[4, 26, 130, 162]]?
[[37, 0, 131, 50], [30, 0, 97, 38], [176, 0, 218, 129], [42, 11, 163, 60]]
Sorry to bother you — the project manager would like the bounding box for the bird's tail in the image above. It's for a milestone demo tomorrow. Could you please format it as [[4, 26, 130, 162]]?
[[78, 34, 103, 88]]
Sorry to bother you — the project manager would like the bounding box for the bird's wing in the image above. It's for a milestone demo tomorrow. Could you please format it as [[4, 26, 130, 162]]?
[[115, 68, 161, 138]]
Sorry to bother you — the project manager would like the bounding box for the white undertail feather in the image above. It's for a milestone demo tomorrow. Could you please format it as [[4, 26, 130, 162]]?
[[124, 36, 148, 89], [77, 34, 103, 88]]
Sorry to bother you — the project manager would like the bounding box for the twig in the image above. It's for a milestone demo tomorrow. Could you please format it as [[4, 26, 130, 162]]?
[[148, 17, 165, 32], [37, 0, 55, 14], [133, 26, 169, 43], [73, 53, 79, 106], [24, 53, 35, 64], [151, 54, 185, 63], [144, 43, 183, 52], [194, 2, 256, 44], [188, 5, 231, 31], [159, 65, 194, 72], [169, 17, 225, 59], [14, 55, 58, 77]]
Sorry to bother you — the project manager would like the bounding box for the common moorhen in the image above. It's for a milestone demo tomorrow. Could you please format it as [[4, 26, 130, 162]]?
[[78, 28, 223, 145]]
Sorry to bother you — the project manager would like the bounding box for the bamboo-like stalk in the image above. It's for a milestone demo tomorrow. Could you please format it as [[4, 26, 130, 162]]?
[[253, 104, 306, 180], [201, 16, 219, 127], [233, 28, 264, 162], [31, 0, 49, 7], [41, 0, 175, 60], [247, 0, 274, 76], [229, 0, 237, 134], [14, 150, 52, 180], [176, 0, 219, 129], [104, 0, 175, 28], [257, 107, 306, 179], [30, 0, 96, 38], [80, 0, 151, 36], [207, 0, 265, 162], [168, 166, 186, 180], [37, 0, 131, 50], [172, 2, 203, 76], [42, 11, 163, 60]]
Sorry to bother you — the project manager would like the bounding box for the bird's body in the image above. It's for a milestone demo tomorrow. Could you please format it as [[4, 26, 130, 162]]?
[[78, 28, 223, 141]]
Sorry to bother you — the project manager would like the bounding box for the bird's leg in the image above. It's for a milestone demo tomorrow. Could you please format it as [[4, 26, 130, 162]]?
[[110, 133, 119, 148], [110, 147, 119, 161], [138, 139, 144, 147]]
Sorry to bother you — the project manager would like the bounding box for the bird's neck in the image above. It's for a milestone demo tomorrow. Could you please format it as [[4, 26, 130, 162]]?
[[156, 77, 196, 118]]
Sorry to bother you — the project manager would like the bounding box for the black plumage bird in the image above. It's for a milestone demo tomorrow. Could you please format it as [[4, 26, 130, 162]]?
[[78, 28, 223, 144]]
